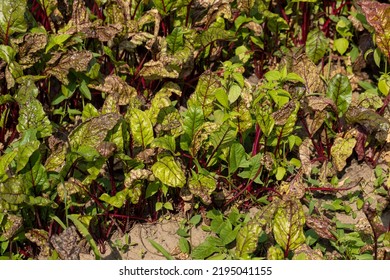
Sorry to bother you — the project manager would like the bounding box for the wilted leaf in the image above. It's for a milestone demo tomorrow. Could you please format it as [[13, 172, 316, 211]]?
[[307, 96, 336, 111], [69, 113, 121, 150], [299, 138, 314, 176], [89, 74, 137, 106], [293, 244, 323, 260], [305, 215, 336, 241], [16, 32, 48, 68], [45, 50, 93, 84], [235, 222, 262, 259], [124, 169, 155, 187], [331, 135, 357, 172], [188, 173, 216, 205], [305, 28, 329, 64], [128, 108, 154, 148], [345, 106, 390, 143], [360, 1, 390, 58], [292, 55, 325, 94], [151, 156, 185, 188], [326, 74, 352, 117], [25, 229, 51, 259], [272, 100, 297, 126], [273, 199, 306, 251], [139, 59, 180, 80], [363, 202, 387, 238]]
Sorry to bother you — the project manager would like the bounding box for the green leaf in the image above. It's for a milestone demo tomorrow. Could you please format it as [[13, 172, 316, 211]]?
[[82, 103, 100, 121], [228, 84, 241, 104], [79, 79, 91, 100], [273, 199, 306, 251], [236, 222, 262, 259], [0, 150, 18, 182], [151, 156, 185, 188], [148, 239, 174, 260], [15, 80, 52, 138], [228, 142, 247, 174], [145, 182, 160, 199], [188, 72, 221, 117], [0, 0, 28, 41], [326, 74, 352, 117], [208, 122, 237, 151], [128, 108, 154, 148], [179, 237, 190, 254], [306, 28, 329, 64], [99, 189, 128, 208], [334, 38, 349, 55], [20, 151, 49, 192], [189, 214, 202, 226], [180, 105, 205, 151], [167, 27, 184, 53], [275, 166, 286, 181], [191, 236, 221, 259], [151, 136, 176, 154]]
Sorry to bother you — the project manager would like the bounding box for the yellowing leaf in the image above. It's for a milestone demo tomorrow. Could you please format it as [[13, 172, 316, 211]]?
[[331, 136, 357, 172], [273, 199, 306, 251], [151, 156, 185, 188]]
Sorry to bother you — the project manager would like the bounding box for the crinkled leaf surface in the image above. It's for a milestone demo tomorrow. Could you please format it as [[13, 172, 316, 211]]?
[[188, 173, 216, 205], [331, 136, 357, 172], [188, 71, 221, 117], [273, 199, 306, 251], [151, 156, 185, 188], [15, 81, 52, 138], [69, 113, 121, 150], [360, 1, 390, 58], [46, 50, 93, 84]]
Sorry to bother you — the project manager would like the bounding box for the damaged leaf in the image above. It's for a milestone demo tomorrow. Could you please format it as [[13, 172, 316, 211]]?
[[151, 156, 185, 188]]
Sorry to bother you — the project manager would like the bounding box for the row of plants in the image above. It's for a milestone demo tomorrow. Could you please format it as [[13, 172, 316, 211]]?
[[0, 0, 389, 259]]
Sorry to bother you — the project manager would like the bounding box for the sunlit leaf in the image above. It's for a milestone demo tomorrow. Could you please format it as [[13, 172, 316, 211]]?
[[331, 135, 357, 172], [273, 199, 306, 251], [236, 222, 262, 259], [128, 108, 154, 148], [45, 50, 93, 85], [151, 156, 185, 188], [360, 1, 390, 58], [188, 71, 221, 117]]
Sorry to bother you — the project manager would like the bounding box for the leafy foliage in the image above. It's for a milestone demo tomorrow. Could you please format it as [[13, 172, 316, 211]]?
[[0, 0, 389, 260]]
